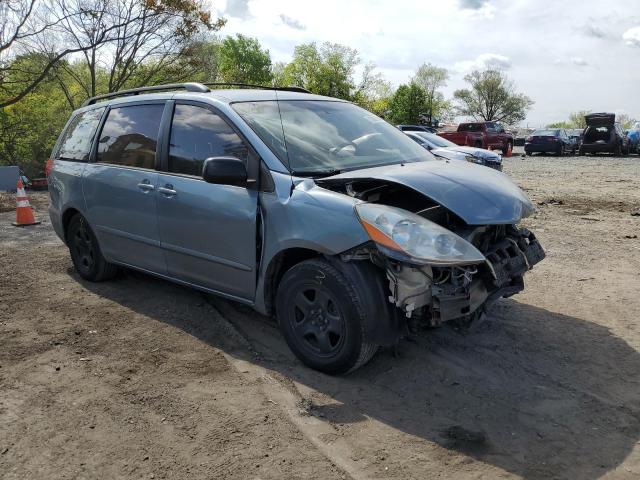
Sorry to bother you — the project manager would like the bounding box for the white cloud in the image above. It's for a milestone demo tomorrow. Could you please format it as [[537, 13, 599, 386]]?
[[623, 26, 640, 47], [459, 0, 489, 9], [209, 0, 640, 125], [454, 53, 512, 73], [279, 14, 305, 30], [222, 0, 252, 19]]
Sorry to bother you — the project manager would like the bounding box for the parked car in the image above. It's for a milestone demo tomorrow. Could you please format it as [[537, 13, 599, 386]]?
[[48, 82, 544, 374], [396, 124, 438, 134], [626, 122, 640, 154], [579, 113, 630, 156], [524, 129, 575, 156], [568, 128, 583, 149], [439, 121, 513, 154], [404, 131, 502, 170]]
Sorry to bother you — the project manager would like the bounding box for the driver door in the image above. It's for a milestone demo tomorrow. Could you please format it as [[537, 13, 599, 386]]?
[[156, 101, 259, 301]]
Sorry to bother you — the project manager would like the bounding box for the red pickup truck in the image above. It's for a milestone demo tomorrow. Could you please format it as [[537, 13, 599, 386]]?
[[439, 121, 513, 154]]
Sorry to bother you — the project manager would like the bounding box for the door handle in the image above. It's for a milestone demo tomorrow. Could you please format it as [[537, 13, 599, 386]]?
[[158, 184, 177, 197], [137, 181, 155, 192]]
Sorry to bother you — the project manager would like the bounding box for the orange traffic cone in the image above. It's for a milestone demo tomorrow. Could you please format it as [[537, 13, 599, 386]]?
[[506, 143, 513, 157], [12, 180, 41, 227]]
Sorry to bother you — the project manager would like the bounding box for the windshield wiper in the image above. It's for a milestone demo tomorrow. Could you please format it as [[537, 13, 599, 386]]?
[[290, 169, 342, 178]]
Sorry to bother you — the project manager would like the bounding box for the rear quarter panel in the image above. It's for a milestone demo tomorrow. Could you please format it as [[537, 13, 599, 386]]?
[[48, 160, 87, 243]]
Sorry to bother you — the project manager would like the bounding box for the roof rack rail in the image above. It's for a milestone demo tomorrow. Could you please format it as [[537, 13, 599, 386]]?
[[81, 82, 210, 107], [203, 82, 311, 94]]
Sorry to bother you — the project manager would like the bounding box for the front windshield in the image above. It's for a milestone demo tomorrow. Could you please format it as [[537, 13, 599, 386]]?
[[232, 100, 433, 175], [414, 131, 457, 148]]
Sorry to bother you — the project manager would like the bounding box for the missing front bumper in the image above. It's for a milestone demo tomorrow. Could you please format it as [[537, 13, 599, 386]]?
[[387, 227, 545, 325]]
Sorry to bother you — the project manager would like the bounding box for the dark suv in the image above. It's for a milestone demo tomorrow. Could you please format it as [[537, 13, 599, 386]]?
[[579, 113, 630, 156]]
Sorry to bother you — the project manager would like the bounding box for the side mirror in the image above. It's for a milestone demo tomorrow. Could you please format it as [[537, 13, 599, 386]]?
[[202, 157, 247, 187]]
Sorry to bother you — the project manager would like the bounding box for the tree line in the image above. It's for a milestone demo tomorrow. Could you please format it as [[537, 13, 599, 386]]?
[[0, 0, 533, 176]]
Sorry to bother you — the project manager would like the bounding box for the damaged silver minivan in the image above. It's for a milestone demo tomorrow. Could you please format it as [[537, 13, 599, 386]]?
[[48, 83, 545, 374]]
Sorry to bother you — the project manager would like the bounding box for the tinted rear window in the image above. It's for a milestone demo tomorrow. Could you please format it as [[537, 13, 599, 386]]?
[[97, 104, 164, 169], [458, 123, 482, 132], [57, 108, 105, 161]]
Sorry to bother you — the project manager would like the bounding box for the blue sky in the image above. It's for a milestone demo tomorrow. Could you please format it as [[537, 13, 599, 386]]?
[[212, 0, 640, 126]]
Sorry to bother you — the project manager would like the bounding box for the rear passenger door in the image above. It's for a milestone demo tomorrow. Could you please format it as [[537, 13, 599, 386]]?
[[155, 101, 258, 301], [83, 102, 167, 273]]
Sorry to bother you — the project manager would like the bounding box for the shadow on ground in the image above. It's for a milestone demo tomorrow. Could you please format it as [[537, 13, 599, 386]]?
[[75, 268, 640, 480]]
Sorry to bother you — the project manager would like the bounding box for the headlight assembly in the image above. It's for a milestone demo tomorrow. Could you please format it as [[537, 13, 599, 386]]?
[[355, 203, 486, 265]]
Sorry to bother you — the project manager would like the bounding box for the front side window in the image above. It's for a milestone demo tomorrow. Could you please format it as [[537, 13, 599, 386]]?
[[233, 100, 433, 175], [168, 104, 249, 176], [57, 107, 105, 161], [97, 104, 164, 169]]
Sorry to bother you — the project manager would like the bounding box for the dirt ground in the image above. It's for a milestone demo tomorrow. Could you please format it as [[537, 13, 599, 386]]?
[[1, 153, 639, 480]]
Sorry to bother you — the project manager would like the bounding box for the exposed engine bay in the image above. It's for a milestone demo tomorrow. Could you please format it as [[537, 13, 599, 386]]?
[[325, 178, 546, 328]]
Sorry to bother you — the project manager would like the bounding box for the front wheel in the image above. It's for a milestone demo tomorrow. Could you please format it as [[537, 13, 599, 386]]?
[[66, 214, 118, 282], [276, 259, 378, 374]]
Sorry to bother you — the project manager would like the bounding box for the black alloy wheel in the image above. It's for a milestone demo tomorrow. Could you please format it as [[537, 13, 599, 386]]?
[[66, 214, 118, 281], [276, 259, 378, 374]]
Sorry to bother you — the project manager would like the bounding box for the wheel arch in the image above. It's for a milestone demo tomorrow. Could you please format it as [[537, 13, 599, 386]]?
[[261, 247, 323, 315], [260, 246, 404, 347], [61, 207, 82, 243]]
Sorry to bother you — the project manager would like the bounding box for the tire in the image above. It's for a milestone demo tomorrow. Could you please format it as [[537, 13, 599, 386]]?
[[614, 142, 622, 156], [276, 258, 378, 374], [502, 141, 512, 155], [555, 144, 564, 157], [524, 149, 530, 156], [474, 140, 483, 148], [66, 214, 118, 282]]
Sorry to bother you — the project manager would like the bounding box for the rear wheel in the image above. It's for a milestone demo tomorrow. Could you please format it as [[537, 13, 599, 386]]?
[[474, 140, 483, 148], [276, 259, 378, 374], [555, 144, 564, 156], [502, 141, 512, 155], [66, 214, 118, 282], [614, 142, 622, 156]]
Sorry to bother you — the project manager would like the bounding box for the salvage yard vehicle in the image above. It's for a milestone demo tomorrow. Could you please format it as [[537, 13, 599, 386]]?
[[626, 122, 640, 154], [524, 128, 575, 156], [439, 121, 513, 154], [396, 124, 437, 134], [579, 113, 630, 156], [48, 83, 545, 374], [404, 130, 503, 170]]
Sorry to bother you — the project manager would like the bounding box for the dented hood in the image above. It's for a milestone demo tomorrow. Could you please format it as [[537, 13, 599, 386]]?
[[317, 160, 534, 225]]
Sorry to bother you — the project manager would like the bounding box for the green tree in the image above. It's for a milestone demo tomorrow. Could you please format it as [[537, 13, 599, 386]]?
[[218, 34, 272, 84], [387, 83, 427, 124], [0, 0, 224, 107], [282, 42, 358, 99], [568, 111, 590, 129], [0, 54, 70, 176], [412, 63, 449, 125], [547, 121, 572, 128], [453, 69, 533, 124], [615, 113, 635, 129], [351, 63, 392, 115]]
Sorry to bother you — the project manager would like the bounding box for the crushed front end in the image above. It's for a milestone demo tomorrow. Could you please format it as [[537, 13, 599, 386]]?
[[321, 174, 546, 329], [382, 225, 545, 327]]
